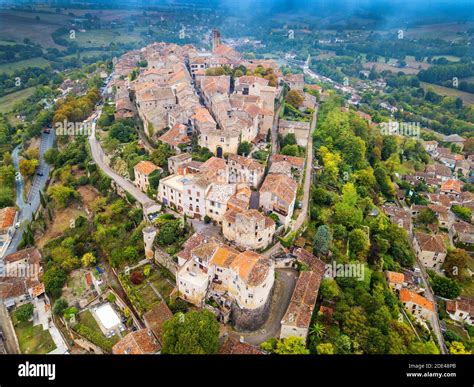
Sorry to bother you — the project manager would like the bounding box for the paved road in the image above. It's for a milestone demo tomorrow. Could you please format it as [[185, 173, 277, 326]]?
[[415, 258, 448, 354], [229, 268, 298, 345], [291, 105, 318, 233], [88, 113, 156, 208], [5, 131, 55, 257]]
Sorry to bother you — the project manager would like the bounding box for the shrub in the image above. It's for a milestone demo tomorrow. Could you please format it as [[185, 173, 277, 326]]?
[[130, 271, 144, 285]]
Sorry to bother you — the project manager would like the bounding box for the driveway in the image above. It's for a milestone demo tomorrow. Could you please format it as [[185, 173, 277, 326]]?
[[229, 268, 298, 346]]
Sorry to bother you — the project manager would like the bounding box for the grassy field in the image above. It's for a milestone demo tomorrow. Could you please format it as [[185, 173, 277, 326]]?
[[0, 9, 70, 48], [420, 82, 474, 105], [432, 55, 461, 62], [405, 22, 474, 41], [60, 28, 147, 48], [0, 57, 52, 75], [37, 207, 87, 248], [11, 311, 56, 354], [0, 87, 36, 113]]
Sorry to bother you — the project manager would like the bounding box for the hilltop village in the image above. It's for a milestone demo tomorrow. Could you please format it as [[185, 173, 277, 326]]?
[[1, 28, 473, 356]]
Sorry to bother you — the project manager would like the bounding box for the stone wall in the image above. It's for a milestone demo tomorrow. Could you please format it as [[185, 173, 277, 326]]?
[[231, 286, 274, 331], [154, 248, 178, 276]]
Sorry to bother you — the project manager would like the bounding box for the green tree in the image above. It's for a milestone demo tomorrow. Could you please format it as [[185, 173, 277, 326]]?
[[81, 252, 97, 267], [319, 278, 340, 301], [15, 303, 34, 322], [285, 90, 304, 108], [313, 225, 332, 256], [349, 228, 370, 261], [431, 274, 461, 299], [237, 141, 252, 156], [162, 310, 219, 354], [443, 248, 469, 280], [275, 336, 309, 354], [416, 209, 437, 225], [19, 158, 39, 177], [43, 266, 68, 298], [53, 299, 68, 316], [316, 342, 334, 354]]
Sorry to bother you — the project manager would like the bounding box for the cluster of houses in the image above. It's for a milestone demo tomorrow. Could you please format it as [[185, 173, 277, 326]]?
[[380, 135, 473, 329]]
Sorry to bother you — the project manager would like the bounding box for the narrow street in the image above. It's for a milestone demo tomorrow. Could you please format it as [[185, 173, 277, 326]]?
[[291, 105, 318, 233]]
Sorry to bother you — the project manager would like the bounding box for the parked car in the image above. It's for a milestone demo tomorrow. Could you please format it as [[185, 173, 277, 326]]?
[[36, 172, 44, 177]]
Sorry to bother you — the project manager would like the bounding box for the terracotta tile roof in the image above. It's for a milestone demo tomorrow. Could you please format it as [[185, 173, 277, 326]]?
[[399, 288, 434, 312], [177, 233, 207, 263], [386, 271, 405, 284], [143, 301, 173, 342], [281, 271, 322, 329], [192, 107, 216, 124], [414, 232, 447, 254], [134, 160, 161, 176], [30, 282, 45, 298], [293, 248, 326, 274], [271, 154, 305, 170], [210, 246, 239, 268], [441, 179, 462, 194], [112, 329, 160, 354], [158, 123, 190, 147], [230, 251, 272, 287], [219, 338, 264, 355], [0, 207, 17, 229], [446, 297, 474, 316], [260, 174, 298, 208], [4, 248, 41, 265], [228, 154, 264, 171]]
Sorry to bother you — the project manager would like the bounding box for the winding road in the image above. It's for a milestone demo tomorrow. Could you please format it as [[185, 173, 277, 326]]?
[[5, 131, 55, 257]]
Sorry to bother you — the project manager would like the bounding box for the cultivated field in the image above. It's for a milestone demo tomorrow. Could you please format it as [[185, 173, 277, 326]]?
[[421, 82, 474, 105], [0, 57, 52, 75], [0, 87, 36, 113]]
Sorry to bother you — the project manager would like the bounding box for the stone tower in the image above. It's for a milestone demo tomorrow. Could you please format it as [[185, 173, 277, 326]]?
[[143, 226, 157, 260], [212, 29, 221, 52]]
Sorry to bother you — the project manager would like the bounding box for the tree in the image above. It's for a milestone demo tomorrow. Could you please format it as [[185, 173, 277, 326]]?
[[47, 184, 77, 207], [130, 271, 144, 285], [319, 278, 340, 301], [316, 343, 334, 354], [43, 266, 67, 298], [19, 158, 39, 177], [143, 265, 151, 276], [14, 303, 34, 322], [162, 310, 219, 354], [451, 205, 471, 222], [349, 228, 370, 261], [449, 341, 471, 355], [416, 209, 437, 225], [44, 148, 59, 166], [443, 249, 469, 280], [274, 336, 309, 354], [81, 252, 97, 267], [285, 90, 304, 108], [431, 274, 461, 299], [281, 144, 301, 157], [53, 299, 68, 316], [237, 141, 252, 156], [313, 225, 332, 256]]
